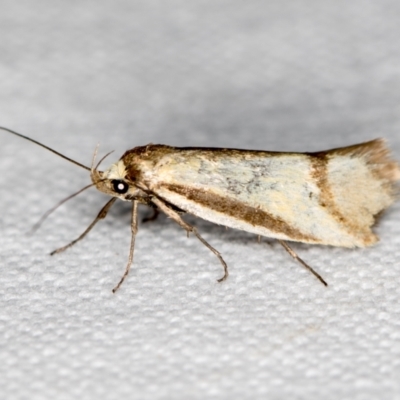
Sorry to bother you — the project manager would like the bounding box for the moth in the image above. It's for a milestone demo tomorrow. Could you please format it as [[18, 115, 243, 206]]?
[[2, 126, 399, 292]]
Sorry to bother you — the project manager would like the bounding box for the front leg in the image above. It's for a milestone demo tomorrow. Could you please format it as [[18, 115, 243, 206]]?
[[51, 198, 117, 255]]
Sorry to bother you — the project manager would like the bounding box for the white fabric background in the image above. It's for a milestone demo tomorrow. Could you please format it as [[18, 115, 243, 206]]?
[[1, 1, 399, 399]]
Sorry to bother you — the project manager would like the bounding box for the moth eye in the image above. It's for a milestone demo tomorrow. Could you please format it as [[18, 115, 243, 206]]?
[[112, 180, 129, 194]]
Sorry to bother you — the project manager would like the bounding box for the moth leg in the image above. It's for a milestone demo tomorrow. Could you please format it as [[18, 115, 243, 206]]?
[[151, 197, 229, 282], [142, 207, 159, 223], [278, 240, 328, 286], [112, 200, 139, 293], [51, 198, 117, 255]]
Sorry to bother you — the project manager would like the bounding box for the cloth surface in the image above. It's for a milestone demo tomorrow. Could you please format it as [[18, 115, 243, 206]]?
[[1, 1, 400, 399]]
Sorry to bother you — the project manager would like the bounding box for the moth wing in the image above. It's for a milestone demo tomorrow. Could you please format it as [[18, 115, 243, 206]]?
[[140, 142, 399, 247]]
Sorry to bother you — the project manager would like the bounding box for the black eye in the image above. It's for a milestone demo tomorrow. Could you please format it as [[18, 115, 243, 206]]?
[[112, 180, 129, 194]]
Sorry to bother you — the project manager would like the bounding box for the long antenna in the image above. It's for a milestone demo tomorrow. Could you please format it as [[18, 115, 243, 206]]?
[[0, 126, 91, 171]]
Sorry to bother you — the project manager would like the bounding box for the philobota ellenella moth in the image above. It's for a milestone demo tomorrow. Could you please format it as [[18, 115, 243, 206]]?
[[2, 126, 399, 292]]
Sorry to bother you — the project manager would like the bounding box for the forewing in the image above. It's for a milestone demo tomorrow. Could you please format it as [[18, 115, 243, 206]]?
[[141, 143, 397, 247]]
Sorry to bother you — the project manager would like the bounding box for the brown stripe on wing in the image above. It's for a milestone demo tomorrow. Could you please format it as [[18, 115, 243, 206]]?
[[164, 184, 318, 243], [309, 155, 348, 224], [309, 153, 376, 246]]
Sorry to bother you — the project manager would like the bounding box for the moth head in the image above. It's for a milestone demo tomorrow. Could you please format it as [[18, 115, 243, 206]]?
[[91, 159, 142, 201]]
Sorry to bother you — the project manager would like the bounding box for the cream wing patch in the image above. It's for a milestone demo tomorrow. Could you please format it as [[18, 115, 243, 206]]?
[[327, 156, 392, 230]]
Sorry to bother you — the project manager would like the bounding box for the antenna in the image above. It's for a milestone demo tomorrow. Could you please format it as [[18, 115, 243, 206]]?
[[0, 126, 91, 171]]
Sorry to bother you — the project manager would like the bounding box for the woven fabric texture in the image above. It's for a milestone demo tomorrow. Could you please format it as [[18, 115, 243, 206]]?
[[1, 2, 399, 399]]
